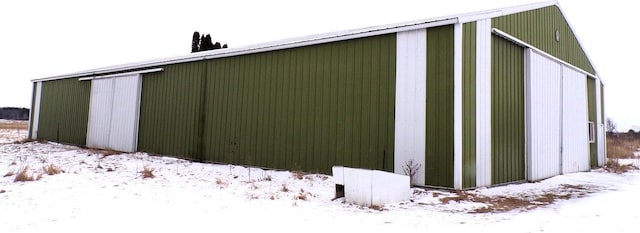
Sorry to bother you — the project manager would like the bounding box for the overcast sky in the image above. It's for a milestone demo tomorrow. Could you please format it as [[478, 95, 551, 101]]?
[[0, 0, 636, 130]]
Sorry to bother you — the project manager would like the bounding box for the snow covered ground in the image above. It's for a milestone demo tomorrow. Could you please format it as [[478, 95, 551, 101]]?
[[0, 120, 27, 144], [1, 132, 640, 232]]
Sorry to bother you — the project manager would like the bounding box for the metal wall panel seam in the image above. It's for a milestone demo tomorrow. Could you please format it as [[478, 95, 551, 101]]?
[[453, 23, 463, 189], [475, 19, 492, 187]]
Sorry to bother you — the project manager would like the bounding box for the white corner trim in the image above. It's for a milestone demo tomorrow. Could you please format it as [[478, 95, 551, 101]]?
[[78, 68, 163, 81], [475, 19, 492, 187], [453, 23, 463, 189], [491, 28, 596, 78]]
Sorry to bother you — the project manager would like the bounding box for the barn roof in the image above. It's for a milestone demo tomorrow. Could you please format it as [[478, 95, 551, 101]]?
[[34, 1, 595, 82]]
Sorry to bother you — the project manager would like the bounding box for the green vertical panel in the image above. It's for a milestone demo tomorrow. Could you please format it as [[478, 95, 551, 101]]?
[[491, 35, 525, 184], [137, 62, 204, 159], [492, 6, 595, 74], [587, 78, 597, 168], [37, 78, 90, 145], [462, 22, 477, 188], [200, 34, 396, 174], [425, 25, 454, 188]]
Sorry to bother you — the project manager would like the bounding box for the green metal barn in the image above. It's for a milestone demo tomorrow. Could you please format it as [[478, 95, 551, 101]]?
[[27, 1, 605, 189]]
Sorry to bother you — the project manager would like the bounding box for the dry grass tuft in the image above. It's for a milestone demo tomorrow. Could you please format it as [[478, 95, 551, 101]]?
[[295, 188, 308, 201], [4, 170, 16, 177], [369, 204, 384, 211], [43, 164, 63, 175], [88, 148, 120, 157], [437, 184, 597, 213], [604, 159, 638, 173], [14, 166, 41, 182], [280, 184, 290, 192], [140, 166, 155, 179], [259, 175, 272, 182], [292, 171, 304, 180]]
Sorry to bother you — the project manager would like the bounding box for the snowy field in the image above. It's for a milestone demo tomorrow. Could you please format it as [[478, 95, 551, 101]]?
[[1, 128, 640, 232], [0, 120, 28, 144]]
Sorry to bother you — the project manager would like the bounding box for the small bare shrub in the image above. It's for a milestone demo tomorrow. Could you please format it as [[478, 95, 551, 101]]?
[[43, 164, 63, 175], [280, 184, 290, 192], [140, 166, 155, 179], [402, 159, 422, 185]]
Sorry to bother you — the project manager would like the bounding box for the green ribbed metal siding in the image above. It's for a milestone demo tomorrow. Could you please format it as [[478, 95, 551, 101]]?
[[138, 35, 396, 174], [491, 35, 525, 184], [202, 35, 396, 174], [492, 6, 595, 74], [587, 78, 597, 168], [462, 22, 476, 188], [37, 78, 90, 145], [138, 62, 206, 159], [425, 25, 454, 188]]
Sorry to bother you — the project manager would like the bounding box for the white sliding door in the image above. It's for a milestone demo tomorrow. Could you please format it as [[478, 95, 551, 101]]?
[[86, 74, 141, 152]]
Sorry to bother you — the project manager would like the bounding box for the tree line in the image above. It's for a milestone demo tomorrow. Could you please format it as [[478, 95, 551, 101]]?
[[0, 107, 29, 120], [192, 31, 227, 53]]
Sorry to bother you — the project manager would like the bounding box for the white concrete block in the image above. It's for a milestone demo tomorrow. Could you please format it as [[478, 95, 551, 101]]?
[[332, 166, 344, 185], [343, 167, 373, 206], [371, 170, 410, 206]]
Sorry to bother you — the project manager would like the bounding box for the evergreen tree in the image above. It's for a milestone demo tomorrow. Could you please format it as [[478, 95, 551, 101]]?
[[191, 31, 200, 53], [213, 42, 221, 49], [203, 34, 214, 51], [222, 44, 228, 49], [200, 35, 207, 50]]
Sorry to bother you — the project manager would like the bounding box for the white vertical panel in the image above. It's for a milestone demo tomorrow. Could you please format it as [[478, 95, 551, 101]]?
[[108, 74, 141, 152], [453, 23, 463, 189], [595, 80, 605, 166], [562, 66, 590, 174], [475, 19, 492, 187], [394, 29, 426, 186], [86, 79, 114, 149], [526, 50, 562, 181], [30, 82, 42, 139]]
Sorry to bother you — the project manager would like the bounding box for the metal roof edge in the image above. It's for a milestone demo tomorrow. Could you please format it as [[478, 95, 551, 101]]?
[[34, 1, 575, 83]]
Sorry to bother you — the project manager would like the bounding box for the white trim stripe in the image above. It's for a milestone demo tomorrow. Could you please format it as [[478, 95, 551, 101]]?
[[78, 68, 163, 81], [394, 29, 427, 186], [453, 23, 463, 189], [475, 19, 492, 187]]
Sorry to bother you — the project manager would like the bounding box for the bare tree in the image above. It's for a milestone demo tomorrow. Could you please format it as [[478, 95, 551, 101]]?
[[606, 118, 617, 133]]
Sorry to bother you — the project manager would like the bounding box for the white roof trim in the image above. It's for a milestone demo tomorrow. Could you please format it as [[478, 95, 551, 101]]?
[[77, 68, 163, 81], [35, 0, 596, 82], [492, 28, 596, 78]]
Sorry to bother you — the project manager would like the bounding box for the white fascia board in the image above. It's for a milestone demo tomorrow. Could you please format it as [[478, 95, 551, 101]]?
[[492, 28, 596, 78], [33, 18, 457, 83], [554, 2, 599, 78], [78, 68, 163, 81], [457, 1, 557, 23]]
